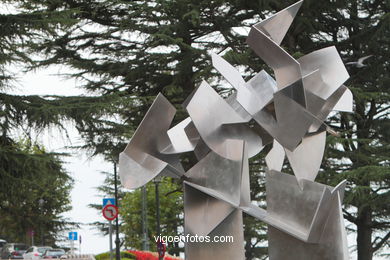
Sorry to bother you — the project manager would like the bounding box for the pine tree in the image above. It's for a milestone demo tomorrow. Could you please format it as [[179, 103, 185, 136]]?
[[283, 1, 389, 259], [0, 1, 121, 246], [27, 0, 277, 257], [4, 0, 388, 258], [0, 139, 74, 246]]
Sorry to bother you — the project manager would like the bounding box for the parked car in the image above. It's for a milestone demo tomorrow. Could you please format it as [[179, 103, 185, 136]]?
[[0, 239, 7, 250], [0, 243, 29, 259], [23, 246, 52, 260], [42, 249, 65, 259]]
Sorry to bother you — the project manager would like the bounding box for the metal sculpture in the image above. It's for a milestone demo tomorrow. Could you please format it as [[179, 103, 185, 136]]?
[[119, 1, 353, 259]]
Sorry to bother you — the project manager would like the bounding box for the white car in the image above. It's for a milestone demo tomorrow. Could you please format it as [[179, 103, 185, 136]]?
[[23, 246, 52, 260], [0, 239, 7, 250]]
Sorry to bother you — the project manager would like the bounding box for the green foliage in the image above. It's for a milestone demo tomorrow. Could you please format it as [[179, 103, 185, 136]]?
[[120, 179, 183, 256], [88, 168, 126, 236], [290, 1, 390, 258], [0, 138, 74, 246], [95, 251, 136, 260], [0, 0, 388, 259]]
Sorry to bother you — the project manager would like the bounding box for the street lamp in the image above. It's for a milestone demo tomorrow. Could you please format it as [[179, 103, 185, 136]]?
[[153, 176, 162, 260], [38, 198, 45, 245], [113, 163, 121, 260], [153, 176, 162, 237], [141, 185, 149, 251]]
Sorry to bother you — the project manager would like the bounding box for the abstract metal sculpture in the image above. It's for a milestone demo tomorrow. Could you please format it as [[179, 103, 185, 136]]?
[[119, 1, 353, 259]]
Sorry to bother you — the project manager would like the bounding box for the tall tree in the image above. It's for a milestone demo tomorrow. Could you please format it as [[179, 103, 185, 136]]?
[[283, 1, 390, 259], [4, 0, 388, 259], [29, 0, 275, 258], [0, 1, 123, 246], [0, 139, 74, 246]]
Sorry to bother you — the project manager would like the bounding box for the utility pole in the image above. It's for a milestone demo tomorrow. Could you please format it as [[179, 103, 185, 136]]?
[[114, 163, 121, 260], [38, 199, 45, 245], [154, 177, 161, 236], [154, 177, 162, 260], [141, 185, 149, 251]]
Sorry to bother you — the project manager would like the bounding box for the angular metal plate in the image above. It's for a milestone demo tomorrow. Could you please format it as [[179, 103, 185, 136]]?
[[265, 140, 285, 172], [298, 46, 349, 99], [333, 87, 353, 112], [185, 139, 245, 206], [246, 26, 302, 90], [185, 81, 263, 159], [163, 117, 199, 154], [268, 192, 349, 260], [285, 131, 326, 183], [184, 184, 235, 237], [253, 0, 303, 45], [185, 208, 245, 260], [119, 94, 184, 189]]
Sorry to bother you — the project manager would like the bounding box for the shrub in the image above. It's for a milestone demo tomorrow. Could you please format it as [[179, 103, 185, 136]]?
[[95, 251, 136, 260]]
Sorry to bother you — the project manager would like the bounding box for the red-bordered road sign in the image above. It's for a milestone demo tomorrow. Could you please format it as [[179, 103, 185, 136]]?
[[102, 204, 119, 221]]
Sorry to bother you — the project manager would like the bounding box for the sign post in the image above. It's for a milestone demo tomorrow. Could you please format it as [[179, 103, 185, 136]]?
[[68, 232, 78, 255], [102, 202, 119, 260], [79, 235, 82, 254], [109, 221, 113, 260], [28, 229, 35, 246]]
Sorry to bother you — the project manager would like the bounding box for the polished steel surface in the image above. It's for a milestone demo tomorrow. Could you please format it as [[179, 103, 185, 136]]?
[[163, 117, 199, 154], [265, 170, 348, 245], [119, 94, 184, 189], [265, 140, 285, 172], [184, 184, 235, 237], [212, 54, 277, 115], [254, 91, 315, 150], [268, 193, 349, 260], [298, 46, 349, 100], [225, 93, 252, 122], [253, 0, 303, 46], [119, 1, 354, 259], [185, 80, 263, 159], [285, 131, 326, 183], [243, 70, 278, 112], [184, 140, 245, 206], [185, 193, 246, 260], [247, 25, 303, 90], [333, 87, 353, 112], [211, 53, 245, 91]]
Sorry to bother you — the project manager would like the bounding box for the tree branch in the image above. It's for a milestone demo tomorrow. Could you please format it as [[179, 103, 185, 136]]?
[[372, 231, 390, 253]]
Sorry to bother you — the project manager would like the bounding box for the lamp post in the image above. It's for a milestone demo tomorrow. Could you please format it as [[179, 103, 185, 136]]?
[[113, 163, 121, 260], [38, 198, 45, 245], [141, 185, 149, 251], [153, 176, 162, 260], [153, 176, 162, 237]]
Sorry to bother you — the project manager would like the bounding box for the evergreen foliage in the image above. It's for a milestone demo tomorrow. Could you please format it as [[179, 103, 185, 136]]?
[[0, 0, 388, 259], [288, 1, 390, 259], [0, 139, 74, 246], [0, 1, 116, 246]]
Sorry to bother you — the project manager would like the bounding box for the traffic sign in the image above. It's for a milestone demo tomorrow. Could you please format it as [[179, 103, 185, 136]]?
[[68, 232, 78, 241], [28, 229, 35, 237], [103, 198, 116, 207], [102, 204, 119, 221]]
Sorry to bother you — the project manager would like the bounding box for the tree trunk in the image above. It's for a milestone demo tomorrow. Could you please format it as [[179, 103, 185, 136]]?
[[357, 207, 373, 260]]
